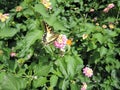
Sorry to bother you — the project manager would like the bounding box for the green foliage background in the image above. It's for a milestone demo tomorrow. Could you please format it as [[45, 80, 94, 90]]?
[[0, 0, 120, 90]]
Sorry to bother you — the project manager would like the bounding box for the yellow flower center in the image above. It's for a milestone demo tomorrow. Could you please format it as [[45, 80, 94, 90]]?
[[57, 35, 63, 43]]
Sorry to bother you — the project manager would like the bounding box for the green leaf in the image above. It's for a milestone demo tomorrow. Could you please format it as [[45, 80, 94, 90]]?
[[51, 0, 57, 10], [118, 1, 120, 6], [44, 45, 54, 55], [62, 80, 69, 90], [23, 8, 34, 17], [0, 72, 6, 82], [33, 77, 47, 88], [0, 73, 26, 90], [34, 4, 49, 17], [44, 14, 57, 25], [44, 15, 67, 31], [105, 65, 111, 73], [89, 51, 100, 64], [53, 21, 67, 31], [7, 60, 16, 72], [34, 63, 51, 76], [26, 19, 40, 31], [98, 46, 108, 57], [72, 51, 83, 65], [57, 58, 68, 78], [84, 23, 96, 33], [51, 68, 63, 77], [79, 0, 83, 10], [106, 30, 118, 37], [72, 50, 83, 72], [65, 56, 75, 78], [111, 70, 116, 79], [104, 17, 116, 23], [74, 0, 80, 2], [25, 29, 43, 48], [93, 33, 104, 44], [70, 83, 78, 90], [0, 28, 18, 38], [87, 41, 97, 51], [115, 60, 120, 69], [16, 12, 22, 18], [50, 75, 58, 87]]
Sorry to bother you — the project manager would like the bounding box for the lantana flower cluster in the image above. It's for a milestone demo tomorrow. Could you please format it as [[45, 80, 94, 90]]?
[[16, 6, 23, 12], [0, 13, 9, 22], [54, 34, 72, 51], [10, 52, 16, 57], [41, 0, 52, 9], [103, 3, 115, 13], [82, 34, 88, 40], [83, 67, 93, 77], [81, 82, 87, 90], [54, 34, 68, 51], [81, 67, 93, 90]]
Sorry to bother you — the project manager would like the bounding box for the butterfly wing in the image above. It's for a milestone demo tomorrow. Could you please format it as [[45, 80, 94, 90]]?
[[42, 21, 59, 45]]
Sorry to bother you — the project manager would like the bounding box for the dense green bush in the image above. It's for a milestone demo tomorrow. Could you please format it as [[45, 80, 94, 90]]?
[[0, 0, 120, 90]]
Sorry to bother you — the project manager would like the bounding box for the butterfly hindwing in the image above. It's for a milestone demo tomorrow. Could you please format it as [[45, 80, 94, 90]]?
[[42, 21, 59, 45]]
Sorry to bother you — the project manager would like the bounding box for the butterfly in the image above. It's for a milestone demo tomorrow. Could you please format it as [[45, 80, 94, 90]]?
[[42, 21, 59, 45]]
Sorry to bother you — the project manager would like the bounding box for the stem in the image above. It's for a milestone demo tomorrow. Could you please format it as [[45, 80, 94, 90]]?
[[116, 10, 120, 23]]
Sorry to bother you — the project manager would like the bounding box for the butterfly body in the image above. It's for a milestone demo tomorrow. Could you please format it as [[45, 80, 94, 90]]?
[[42, 21, 59, 45]]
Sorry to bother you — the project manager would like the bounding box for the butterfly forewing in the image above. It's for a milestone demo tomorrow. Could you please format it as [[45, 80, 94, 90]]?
[[42, 21, 59, 45]]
